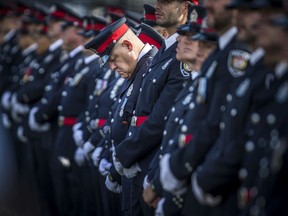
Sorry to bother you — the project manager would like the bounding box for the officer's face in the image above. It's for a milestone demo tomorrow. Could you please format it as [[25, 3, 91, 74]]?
[[176, 34, 198, 66], [235, 9, 261, 46], [195, 40, 217, 71], [204, 0, 233, 31], [155, 0, 186, 28], [48, 20, 63, 39], [109, 41, 137, 79], [256, 10, 286, 65], [62, 26, 84, 51]]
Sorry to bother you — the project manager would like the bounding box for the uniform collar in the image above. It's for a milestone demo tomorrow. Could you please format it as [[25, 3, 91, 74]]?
[[69, 45, 84, 58], [85, 54, 99, 64], [191, 70, 200, 80], [275, 61, 288, 79], [22, 43, 38, 56], [4, 29, 16, 42], [219, 27, 238, 50], [165, 33, 178, 51], [49, 39, 63, 52], [138, 43, 152, 61], [249, 48, 265, 66]]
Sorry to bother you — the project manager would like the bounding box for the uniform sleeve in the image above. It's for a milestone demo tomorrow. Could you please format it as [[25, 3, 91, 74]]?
[[116, 61, 186, 168]]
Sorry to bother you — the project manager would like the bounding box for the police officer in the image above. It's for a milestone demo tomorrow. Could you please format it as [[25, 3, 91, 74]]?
[[110, 1, 192, 215], [85, 17, 159, 216]]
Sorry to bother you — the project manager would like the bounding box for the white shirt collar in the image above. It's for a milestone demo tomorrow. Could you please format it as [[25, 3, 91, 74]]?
[[275, 61, 288, 79], [49, 39, 63, 52], [85, 54, 99, 64], [4, 29, 16, 42], [219, 27, 238, 50], [22, 43, 38, 56], [69, 45, 84, 58], [138, 43, 152, 61], [165, 33, 179, 50], [191, 70, 200, 80], [249, 48, 265, 66]]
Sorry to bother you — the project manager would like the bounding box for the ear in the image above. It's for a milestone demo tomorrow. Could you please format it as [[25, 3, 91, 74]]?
[[122, 40, 133, 52]]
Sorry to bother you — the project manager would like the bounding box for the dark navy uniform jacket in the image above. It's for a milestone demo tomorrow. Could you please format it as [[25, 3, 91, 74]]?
[[110, 45, 158, 147], [168, 27, 251, 180], [115, 34, 189, 186], [54, 54, 102, 159], [34, 45, 85, 124], [195, 63, 288, 216], [16, 39, 64, 105]]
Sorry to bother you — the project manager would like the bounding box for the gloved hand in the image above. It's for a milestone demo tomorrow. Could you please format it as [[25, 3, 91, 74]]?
[[1, 91, 12, 110], [98, 158, 112, 176], [123, 163, 141, 179], [155, 198, 165, 216], [91, 146, 103, 166], [83, 141, 95, 157], [73, 129, 84, 147], [105, 174, 122, 193], [28, 107, 50, 132], [17, 126, 28, 143], [160, 154, 187, 196], [191, 172, 222, 206], [74, 147, 86, 166], [112, 146, 123, 175], [2, 113, 12, 129]]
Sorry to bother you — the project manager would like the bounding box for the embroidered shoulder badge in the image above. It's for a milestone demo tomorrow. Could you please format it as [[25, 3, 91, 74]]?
[[228, 50, 250, 77], [180, 62, 192, 77]]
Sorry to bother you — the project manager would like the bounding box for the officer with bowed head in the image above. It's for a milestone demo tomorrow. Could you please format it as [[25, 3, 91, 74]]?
[[85, 16, 159, 216]]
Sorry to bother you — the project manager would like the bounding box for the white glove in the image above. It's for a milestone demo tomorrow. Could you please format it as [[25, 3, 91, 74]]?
[[160, 154, 187, 196], [112, 146, 124, 175], [73, 129, 84, 147], [91, 146, 103, 166], [72, 122, 82, 132], [155, 198, 165, 216], [83, 141, 95, 157], [28, 107, 50, 132], [123, 163, 142, 179], [143, 175, 150, 190], [98, 158, 112, 176], [74, 147, 86, 166], [11, 94, 29, 115], [1, 91, 12, 110], [17, 126, 28, 143], [2, 113, 12, 129], [105, 175, 122, 193], [191, 172, 222, 206]]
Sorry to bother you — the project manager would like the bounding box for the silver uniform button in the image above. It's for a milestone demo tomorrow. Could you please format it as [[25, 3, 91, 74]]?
[[231, 108, 237, 116], [152, 79, 156, 83], [245, 141, 255, 152], [238, 168, 248, 180], [219, 122, 225, 130], [163, 130, 167, 136], [41, 98, 48, 104], [179, 119, 184, 124], [128, 132, 132, 136], [118, 99, 121, 103], [171, 107, 175, 112], [174, 117, 179, 122], [89, 95, 93, 100], [226, 94, 232, 102], [251, 113, 260, 124], [266, 114, 276, 125], [189, 102, 195, 109], [168, 139, 174, 145], [57, 105, 63, 111], [111, 118, 114, 123], [62, 91, 67, 97], [221, 105, 226, 112], [181, 125, 188, 133]]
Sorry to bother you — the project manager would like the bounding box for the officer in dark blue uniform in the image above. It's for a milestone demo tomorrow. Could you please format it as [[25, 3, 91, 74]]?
[[110, 1, 192, 215], [141, 5, 211, 216], [85, 17, 159, 216], [186, 1, 286, 216]]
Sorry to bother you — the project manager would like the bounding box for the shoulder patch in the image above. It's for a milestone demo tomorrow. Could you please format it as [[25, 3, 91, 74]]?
[[162, 58, 173, 70], [180, 62, 192, 77], [228, 50, 250, 77]]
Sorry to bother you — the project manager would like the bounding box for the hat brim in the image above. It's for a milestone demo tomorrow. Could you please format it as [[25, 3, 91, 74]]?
[[192, 32, 218, 43]]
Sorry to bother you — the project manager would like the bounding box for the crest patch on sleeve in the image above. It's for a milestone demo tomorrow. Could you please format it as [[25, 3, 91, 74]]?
[[228, 50, 250, 77], [180, 62, 192, 77]]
